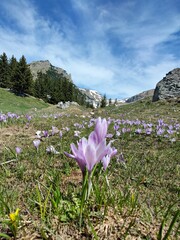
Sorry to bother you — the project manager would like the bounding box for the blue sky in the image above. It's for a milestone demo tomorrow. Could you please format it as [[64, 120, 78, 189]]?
[[0, 0, 180, 99]]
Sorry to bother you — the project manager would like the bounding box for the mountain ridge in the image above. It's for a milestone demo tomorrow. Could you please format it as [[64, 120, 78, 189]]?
[[29, 60, 155, 106], [29, 60, 72, 81]]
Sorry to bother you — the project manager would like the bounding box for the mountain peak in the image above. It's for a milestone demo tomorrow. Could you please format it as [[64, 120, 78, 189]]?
[[29, 60, 72, 81]]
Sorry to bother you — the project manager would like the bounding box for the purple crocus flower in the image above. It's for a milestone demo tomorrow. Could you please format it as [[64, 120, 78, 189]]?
[[65, 135, 108, 175], [102, 145, 117, 170], [59, 130, 63, 138], [65, 117, 111, 176], [158, 119, 164, 127], [26, 115, 32, 121], [106, 133, 113, 138], [43, 130, 49, 138], [15, 147, 22, 155], [94, 117, 108, 143], [0, 114, 7, 122], [122, 128, 127, 133], [146, 128, 152, 135], [114, 124, 119, 131], [33, 139, 41, 149], [135, 128, 142, 134], [157, 128, 165, 136], [167, 129, 175, 135]]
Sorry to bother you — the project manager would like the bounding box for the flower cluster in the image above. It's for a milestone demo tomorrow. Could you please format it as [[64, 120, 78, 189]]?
[[0, 112, 19, 123]]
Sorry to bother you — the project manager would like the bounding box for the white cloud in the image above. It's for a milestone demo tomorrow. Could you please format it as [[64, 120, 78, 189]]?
[[0, 0, 179, 99]]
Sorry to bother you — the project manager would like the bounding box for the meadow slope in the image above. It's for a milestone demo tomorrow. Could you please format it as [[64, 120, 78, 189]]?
[[0, 95, 179, 239]]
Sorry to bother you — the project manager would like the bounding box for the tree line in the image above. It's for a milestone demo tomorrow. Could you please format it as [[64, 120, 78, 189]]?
[[0, 52, 86, 105]]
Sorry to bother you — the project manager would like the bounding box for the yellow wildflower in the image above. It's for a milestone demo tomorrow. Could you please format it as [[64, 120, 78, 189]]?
[[9, 208, 20, 222]]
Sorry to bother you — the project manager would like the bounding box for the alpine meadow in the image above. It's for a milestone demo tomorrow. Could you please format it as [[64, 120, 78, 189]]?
[[1, 0, 180, 238], [0, 82, 179, 239]]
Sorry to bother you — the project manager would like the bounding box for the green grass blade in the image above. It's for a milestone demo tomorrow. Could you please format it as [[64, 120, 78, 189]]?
[[163, 209, 180, 240], [0, 233, 11, 239]]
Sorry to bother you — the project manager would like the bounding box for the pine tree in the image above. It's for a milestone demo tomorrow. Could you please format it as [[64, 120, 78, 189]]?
[[66, 81, 73, 102], [62, 78, 69, 102], [109, 98, 112, 105], [9, 55, 18, 89], [34, 72, 45, 99], [101, 94, 107, 108], [12, 55, 33, 95], [0, 52, 10, 88]]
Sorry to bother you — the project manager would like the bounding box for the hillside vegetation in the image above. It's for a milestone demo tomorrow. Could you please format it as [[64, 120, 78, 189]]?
[[0, 52, 86, 106], [0, 97, 179, 239], [0, 88, 50, 114]]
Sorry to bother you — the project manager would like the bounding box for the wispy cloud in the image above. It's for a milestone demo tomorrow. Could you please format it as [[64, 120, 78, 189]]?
[[0, 0, 179, 99]]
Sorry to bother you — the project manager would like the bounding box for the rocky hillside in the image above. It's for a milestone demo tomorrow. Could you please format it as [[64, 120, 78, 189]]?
[[126, 89, 154, 103], [29, 60, 148, 107], [29, 60, 72, 81], [29, 60, 104, 107], [79, 88, 103, 108], [153, 68, 180, 101]]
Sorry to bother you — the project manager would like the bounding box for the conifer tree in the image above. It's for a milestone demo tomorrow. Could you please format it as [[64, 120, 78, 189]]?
[[109, 98, 112, 105], [9, 55, 18, 89], [0, 52, 10, 88], [34, 72, 45, 99], [66, 81, 73, 101], [12, 55, 33, 95], [101, 94, 107, 108]]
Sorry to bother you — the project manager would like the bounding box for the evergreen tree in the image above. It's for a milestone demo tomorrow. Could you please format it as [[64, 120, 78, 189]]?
[[0, 52, 10, 88], [62, 78, 69, 102], [9, 55, 18, 89], [101, 94, 107, 108], [12, 55, 33, 95], [34, 72, 45, 99], [66, 81, 73, 101], [109, 98, 112, 105], [52, 78, 65, 103]]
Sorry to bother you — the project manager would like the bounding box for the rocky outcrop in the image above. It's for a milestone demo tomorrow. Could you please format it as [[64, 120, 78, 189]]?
[[57, 101, 79, 109], [126, 89, 154, 103], [153, 68, 180, 102], [79, 88, 103, 108], [29, 60, 72, 81]]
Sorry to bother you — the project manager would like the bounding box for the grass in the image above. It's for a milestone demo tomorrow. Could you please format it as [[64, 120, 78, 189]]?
[[0, 88, 50, 114], [0, 95, 179, 239]]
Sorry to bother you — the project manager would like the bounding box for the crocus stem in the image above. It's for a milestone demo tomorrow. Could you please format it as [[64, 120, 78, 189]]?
[[87, 172, 93, 199], [79, 170, 88, 227], [105, 175, 112, 196], [105, 175, 110, 187]]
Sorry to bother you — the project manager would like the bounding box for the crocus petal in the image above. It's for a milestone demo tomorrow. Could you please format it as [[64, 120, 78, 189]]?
[[70, 143, 78, 156], [33, 139, 41, 148], [64, 151, 75, 159], [88, 131, 98, 145], [107, 144, 118, 157], [102, 155, 111, 170], [96, 139, 108, 162], [15, 147, 22, 154], [76, 157, 87, 173], [95, 117, 108, 143], [85, 144, 97, 172]]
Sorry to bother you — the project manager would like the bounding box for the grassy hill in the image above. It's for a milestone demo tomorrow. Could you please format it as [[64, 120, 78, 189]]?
[[0, 88, 50, 114], [0, 94, 179, 239]]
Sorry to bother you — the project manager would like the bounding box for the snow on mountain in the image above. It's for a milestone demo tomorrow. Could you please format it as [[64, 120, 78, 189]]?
[[79, 88, 102, 108]]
